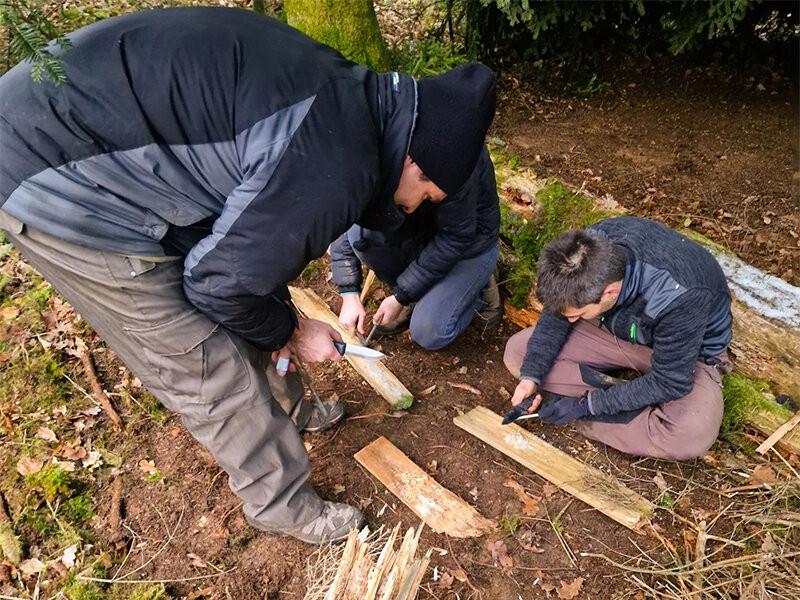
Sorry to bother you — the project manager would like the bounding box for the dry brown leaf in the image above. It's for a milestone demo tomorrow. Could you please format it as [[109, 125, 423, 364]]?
[[452, 568, 468, 582], [516, 528, 545, 553], [557, 577, 584, 599], [331, 484, 346, 495], [653, 472, 669, 492], [438, 571, 454, 589], [0, 307, 19, 322], [17, 456, 44, 476], [447, 382, 482, 396], [749, 464, 777, 485], [485, 539, 513, 569], [35, 427, 58, 443], [504, 479, 541, 516], [187, 553, 206, 569], [19, 558, 44, 576], [542, 482, 558, 498], [138, 459, 157, 475]]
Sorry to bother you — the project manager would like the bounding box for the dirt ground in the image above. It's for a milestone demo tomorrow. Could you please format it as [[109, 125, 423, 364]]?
[[493, 55, 800, 286], [2, 51, 798, 600]]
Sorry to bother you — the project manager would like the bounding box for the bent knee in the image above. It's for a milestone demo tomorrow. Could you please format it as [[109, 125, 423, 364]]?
[[409, 319, 454, 350], [503, 328, 533, 378], [660, 419, 721, 460]]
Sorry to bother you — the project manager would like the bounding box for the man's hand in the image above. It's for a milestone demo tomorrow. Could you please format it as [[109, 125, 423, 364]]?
[[510, 379, 541, 414], [271, 318, 343, 376], [339, 294, 367, 335], [373, 294, 404, 325], [538, 393, 591, 425]]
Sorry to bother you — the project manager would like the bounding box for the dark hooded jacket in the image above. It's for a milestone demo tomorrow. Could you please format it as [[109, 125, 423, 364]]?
[[0, 7, 424, 351]]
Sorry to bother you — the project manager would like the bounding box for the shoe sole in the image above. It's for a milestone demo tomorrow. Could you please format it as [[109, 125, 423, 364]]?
[[247, 516, 364, 545]]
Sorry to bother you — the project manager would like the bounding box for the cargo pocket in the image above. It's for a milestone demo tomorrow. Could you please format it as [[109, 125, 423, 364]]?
[[124, 309, 250, 405]]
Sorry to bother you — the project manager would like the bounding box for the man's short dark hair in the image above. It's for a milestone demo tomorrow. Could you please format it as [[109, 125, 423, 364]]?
[[536, 229, 627, 313]]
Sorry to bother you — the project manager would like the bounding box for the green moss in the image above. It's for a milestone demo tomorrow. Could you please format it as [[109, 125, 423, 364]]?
[[299, 259, 323, 282], [1, 347, 71, 414], [63, 576, 107, 600], [499, 514, 520, 535], [500, 180, 610, 307], [721, 373, 791, 434], [61, 495, 95, 526], [125, 584, 168, 600], [394, 393, 414, 411], [25, 464, 75, 502]]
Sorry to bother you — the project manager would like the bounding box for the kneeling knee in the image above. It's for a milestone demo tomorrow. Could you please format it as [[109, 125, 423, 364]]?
[[409, 321, 452, 351]]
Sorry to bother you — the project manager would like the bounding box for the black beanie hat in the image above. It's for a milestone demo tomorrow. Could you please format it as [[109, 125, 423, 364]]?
[[409, 63, 496, 195]]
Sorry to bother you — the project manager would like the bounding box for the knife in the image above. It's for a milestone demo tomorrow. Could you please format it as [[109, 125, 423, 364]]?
[[333, 340, 385, 360], [502, 395, 539, 425]]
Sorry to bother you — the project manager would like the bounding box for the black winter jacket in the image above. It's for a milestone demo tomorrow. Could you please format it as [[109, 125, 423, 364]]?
[[521, 216, 733, 416], [0, 8, 426, 351], [329, 147, 500, 305]]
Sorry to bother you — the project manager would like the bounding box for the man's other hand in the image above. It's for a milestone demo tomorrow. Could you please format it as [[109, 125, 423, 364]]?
[[511, 379, 541, 413], [373, 294, 404, 325], [538, 394, 591, 425], [339, 294, 366, 335]]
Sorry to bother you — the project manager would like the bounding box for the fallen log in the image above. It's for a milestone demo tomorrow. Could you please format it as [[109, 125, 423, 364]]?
[[454, 406, 654, 532], [354, 437, 495, 538], [289, 287, 414, 410]]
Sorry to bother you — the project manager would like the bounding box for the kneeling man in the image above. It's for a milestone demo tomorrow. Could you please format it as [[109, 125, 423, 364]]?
[[503, 216, 733, 460]]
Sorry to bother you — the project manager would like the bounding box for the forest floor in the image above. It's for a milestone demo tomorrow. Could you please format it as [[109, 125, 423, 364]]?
[[1, 46, 798, 600]]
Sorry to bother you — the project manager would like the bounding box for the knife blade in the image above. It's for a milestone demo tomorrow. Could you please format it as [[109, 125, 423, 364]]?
[[502, 395, 539, 425], [333, 340, 385, 360]]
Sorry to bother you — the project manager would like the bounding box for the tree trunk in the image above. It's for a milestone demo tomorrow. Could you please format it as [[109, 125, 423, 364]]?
[[284, 0, 391, 71]]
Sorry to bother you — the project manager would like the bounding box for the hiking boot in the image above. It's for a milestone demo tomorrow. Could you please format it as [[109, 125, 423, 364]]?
[[247, 501, 364, 545], [373, 304, 413, 337], [474, 271, 503, 332], [301, 397, 346, 433]]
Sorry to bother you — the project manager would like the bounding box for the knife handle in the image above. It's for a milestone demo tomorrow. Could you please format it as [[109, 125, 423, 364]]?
[[333, 340, 346, 356]]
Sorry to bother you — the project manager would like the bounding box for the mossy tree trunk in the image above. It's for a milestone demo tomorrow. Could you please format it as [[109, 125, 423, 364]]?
[[284, 0, 391, 71]]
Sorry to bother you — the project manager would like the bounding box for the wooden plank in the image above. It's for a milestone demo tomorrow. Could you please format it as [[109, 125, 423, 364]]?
[[453, 406, 654, 532], [289, 287, 414, 410], [753, 410, 800, 455], [354, 437, 495, 538]]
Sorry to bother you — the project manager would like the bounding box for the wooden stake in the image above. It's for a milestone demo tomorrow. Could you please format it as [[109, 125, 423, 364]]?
[[360, 270, 377, 304], [75, 337, 123, 432], [756, 411, 800, 455], [454, 406, 654, 532], [354, 437, 495, 538], [289, 287, 414, 410]]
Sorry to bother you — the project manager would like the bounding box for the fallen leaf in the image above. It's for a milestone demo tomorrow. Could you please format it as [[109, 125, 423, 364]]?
[[426, 460, 438, 474], [82, 450, 103, 470], [542, 482, 558, 499], [303, 441, 314, 452], [438, 571, 454, 590], [749, 465, 777, 485], [17, 456, 44, 476], [516, 528, 545, 553], [187, 553, 206, 569], [35, 427, 58, 443], [19, 558, 44, 576], [81, 406, 102, 416], [653, 472, 669, 492], [197, 515, 209, 529], [457, 366, 468, 375], [61, 544, 78, 568], [452, 568, 468, 582], [53, 459, 76, 472], [138, 459, 157, 475], [420, 385, 436, 396], [61, 443, 88, 461], [557, 577, 584, 599], [332, 484, 346, 495], [0, 307, 19, 322], [447, 382, 481, 396], [504, 479, 541, 516], [485, 539, 513, 569]]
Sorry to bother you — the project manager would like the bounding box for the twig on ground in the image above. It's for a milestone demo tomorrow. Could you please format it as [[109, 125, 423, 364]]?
[[75, 337, 123, 432], [78, 567, 236, 585]]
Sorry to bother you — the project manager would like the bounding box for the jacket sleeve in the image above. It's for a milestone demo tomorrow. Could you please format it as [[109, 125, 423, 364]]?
[[330, 229, 363, 294], [588, 288, 712, 416], [183, 82, 378, 351], [391, 150, 494, 305], [519, 312, 574, 382]]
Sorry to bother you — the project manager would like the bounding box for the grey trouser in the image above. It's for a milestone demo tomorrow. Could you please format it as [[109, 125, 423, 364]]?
[[504, 319, 728, 460], [0, 211, 320, 528]]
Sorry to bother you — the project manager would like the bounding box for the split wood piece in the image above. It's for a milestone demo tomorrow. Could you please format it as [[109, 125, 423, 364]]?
[[454, 406, 654, 532], [107, 475, 124, 542], [354, 437, 495, 538], [75, 337, 123, 432], [289, 287, 414, 410], [360, 269, 378, 304], [0, 492, 22, 565], [754, 410, 800, 456]]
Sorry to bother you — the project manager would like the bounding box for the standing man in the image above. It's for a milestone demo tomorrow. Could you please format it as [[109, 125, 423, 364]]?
[[0, 7, 496, 543], [503, 216, 733, 460]]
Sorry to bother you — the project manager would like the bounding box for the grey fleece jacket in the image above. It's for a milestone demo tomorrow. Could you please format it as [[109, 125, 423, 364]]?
[[520, 216, 733, 417]]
